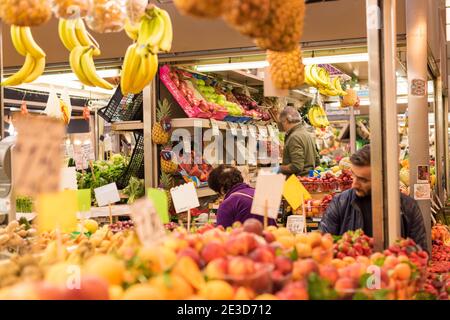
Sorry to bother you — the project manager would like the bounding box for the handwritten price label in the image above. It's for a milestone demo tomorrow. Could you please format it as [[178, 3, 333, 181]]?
[[13, 115, 65, 196]]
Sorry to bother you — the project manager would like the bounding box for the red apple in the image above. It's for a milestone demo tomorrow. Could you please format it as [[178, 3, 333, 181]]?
[[243, 218, 264, 236], [249, 247, 275, 264], [204, 258, 228, 280], [275, 256, 293, 275]]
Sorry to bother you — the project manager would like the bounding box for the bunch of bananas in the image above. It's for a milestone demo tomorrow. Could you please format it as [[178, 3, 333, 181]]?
[[1, 25, 46, 86], [121, 6, 173, 95], [59, 18, 114, 90], [305, 64, 347, 97], [308, 104, 330, 129]]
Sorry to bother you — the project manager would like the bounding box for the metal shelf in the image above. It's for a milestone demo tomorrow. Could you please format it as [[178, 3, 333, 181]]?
[[111, 121, 144, 131]]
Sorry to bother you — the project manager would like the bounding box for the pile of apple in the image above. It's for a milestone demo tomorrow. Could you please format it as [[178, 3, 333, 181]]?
[[194, 79, 244, 117], [231, 89, 271, 121], [178, 151, 213, 182], [168, 68, 228, 116], [333, 229, 373, 259]]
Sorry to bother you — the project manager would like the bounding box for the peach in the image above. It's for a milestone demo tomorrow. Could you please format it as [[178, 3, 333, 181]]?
[[295, 234, 310, 244], [383, 256, 399, 269], [320, 236, 334, 250], [83, 255, 125, 286], [370, 252, 384, 263], [292, 259, 319, 281], [243, 218, 264, 236], [228, 256, 256, 277], [205, 258, 228, 280], [122, 284, 166, 300], [201, 241, 227, 264], [234, 286, 255, 300], [274, 256, 293, 275], [225, 232, 257, 256], [255, 293, 279, 300], [307, 232, 323, 248], [177, 247, 201, 266], [64, 276, 110, 300], [249, 246, 275, 264], [331, 258, 346, 269], [263, 230, 276, 243], [343, 256, 356, 265], [356, 256, 371, 267], [295, 243, 312, 258], [149, 274, 194, 300], [163, 237, 189, 252], [311, 247, 333, 264], [198, 280, 234, 300], [319, 265, 339, 286], [334, 277, 357, 298], [277, 235, 295, 249], [276, 281, 309, 300], [392, 263, 411, 281]]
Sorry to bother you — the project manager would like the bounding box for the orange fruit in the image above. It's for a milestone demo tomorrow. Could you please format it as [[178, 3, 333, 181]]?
[[149, 274, 194, 300], [122, 284, 166, 300], [83, 255, 125, 286], [393, 263, 411, 281], [198, 280, 234, 300]]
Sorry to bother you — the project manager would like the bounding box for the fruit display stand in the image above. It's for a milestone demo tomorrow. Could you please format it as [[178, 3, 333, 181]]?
[[0, 216, 437, 300]]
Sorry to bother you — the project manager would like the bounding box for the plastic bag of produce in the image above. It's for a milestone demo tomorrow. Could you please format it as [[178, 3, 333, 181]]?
[[86, 0, 126, 33], [45, 86, 63, 119], [0, 0, 52, 26], [52, 0, 91, 19], [125, 0, 148, 23]]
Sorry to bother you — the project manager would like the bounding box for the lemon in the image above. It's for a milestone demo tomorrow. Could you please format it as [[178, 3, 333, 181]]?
[[83, 219, 99, 233]]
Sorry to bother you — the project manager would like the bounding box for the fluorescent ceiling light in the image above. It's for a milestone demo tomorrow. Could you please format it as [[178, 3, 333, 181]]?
[[196, 61, 269, 72], [195, 53, 369, 73], [303, 53, 369, 65]]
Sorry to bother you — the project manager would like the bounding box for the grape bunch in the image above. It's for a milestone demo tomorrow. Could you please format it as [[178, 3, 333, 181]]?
[[109, 220, 134, 233]]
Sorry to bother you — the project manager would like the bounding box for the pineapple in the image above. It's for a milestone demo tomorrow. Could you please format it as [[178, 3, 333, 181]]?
[[223, 0, 271, 38], [160, 172, 174, 209], [152, 99, 172, 145], [254, 0, 305, 52], [173, 0, 225, 18], [161, 148, 179, 174], [267, 45, 305, 90]]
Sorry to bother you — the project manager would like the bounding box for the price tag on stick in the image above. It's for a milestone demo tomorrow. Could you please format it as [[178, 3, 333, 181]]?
[[251, 172, 286, 227], [13, 115, 65, 196], [147, 188, 169, 224], [170, 182, 200, 231], [94, 183, 120, 224], [130, 198, 166, 247]]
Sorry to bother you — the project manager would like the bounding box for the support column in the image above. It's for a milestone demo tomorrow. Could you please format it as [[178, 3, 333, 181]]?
[[366, 0, 400, 250], [406, 0, 431, 252], [1, 23, 4, 140], [435, 77, 445, 202]]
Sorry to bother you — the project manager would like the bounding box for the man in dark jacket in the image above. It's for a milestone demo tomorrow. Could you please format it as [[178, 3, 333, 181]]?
[[319, 145, 428, 251], [276, 107, 320, 176]]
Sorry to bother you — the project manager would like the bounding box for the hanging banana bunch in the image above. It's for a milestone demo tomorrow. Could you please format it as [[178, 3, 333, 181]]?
[[1, 25, 46, 86], [120, 5, 173, 95], [305, 64, 348, 97], [59, 17, 114, 90]]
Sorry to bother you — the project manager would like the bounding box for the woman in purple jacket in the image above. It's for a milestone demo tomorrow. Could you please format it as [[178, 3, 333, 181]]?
[[208, 165, 277, 228]]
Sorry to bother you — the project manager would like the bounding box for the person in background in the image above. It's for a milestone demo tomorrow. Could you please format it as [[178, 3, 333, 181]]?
[[319, 145, 428, 252], [208, 165, 277, 228], [274, 106, 320, 176]]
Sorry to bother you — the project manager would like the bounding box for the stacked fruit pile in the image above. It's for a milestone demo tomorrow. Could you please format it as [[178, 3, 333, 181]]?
[[0, 218, 431, 300], [300, 195, 334, 218], [231, 88, 271, 121], [333, 230, 373, 259], [108, 220, 134, 234], [299, 170, 353, 193]]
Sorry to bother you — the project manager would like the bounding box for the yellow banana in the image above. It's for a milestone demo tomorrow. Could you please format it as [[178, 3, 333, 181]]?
[[158, 9, 173, 52], [1, 54, 35, 86], [133, 51, 158, 93], [80, 48, 114, 90], [310, 65, 327, 88], [70, 46, 94, 87], [304, 65, 316, 87], [333, 77, 347, 96], [137, 9, 165, 54], [11, 25, 27, 56], [19, 27, 45, 58], [66, 19, 82, 49], [317, 106, 329, 127], [318, 67, 331, 89], [308, 107, 318, 127], [24, 56, 45, 83], [121, 43, 142, 95], [58, 19, 74, 51], [124, 19, 139, 41], [74, 18, 101, 56]]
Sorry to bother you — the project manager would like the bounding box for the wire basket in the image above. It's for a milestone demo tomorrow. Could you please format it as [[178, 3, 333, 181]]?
[[98, 85, 143, 122], [117, 131, 145, 189]]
